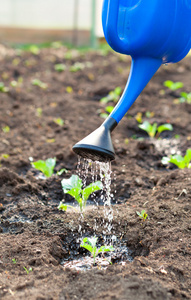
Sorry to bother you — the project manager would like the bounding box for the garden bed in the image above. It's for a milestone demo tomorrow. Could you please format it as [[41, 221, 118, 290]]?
[[0, 44, 191, 299]]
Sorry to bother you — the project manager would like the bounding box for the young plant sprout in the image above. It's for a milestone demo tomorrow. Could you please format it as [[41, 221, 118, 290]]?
[[136, 210, 148, 220], [138, 121, 173, 138], [0, 82, 9, 93], [53, 118, 64, 126], [31, 79, 47, 89], [100, 87, 122, 104], [162, 149, 191, 169], [57, 168, 68, 176], [2, 126, 10, 133], [60, 175, 103, 213], [135, 112, 143, 123], [179, 92, 191, 104], [36, 107, 42, 117], [23, 266, 32, 274], [31, 157, 56, 177], [100, 105, 114, 119], [54, 63, 66, 72], [80, 237, 114, 265], [70, 62, 85, 72], [66, 86, 73, 93], [163, 80, 184, 91]]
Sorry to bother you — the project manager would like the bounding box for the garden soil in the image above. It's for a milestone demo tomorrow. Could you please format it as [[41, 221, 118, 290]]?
[[0, 44, 191, 300]]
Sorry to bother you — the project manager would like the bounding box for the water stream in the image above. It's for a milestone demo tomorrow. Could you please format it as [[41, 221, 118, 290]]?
[[77, 157, 114, 239]]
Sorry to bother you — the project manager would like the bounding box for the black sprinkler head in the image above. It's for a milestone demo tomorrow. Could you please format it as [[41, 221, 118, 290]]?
[[72, 117, 117, 162]]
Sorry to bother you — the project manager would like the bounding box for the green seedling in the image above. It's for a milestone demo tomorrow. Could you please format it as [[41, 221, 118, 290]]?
[[145, 111, 155, 118], [28, 45, 40, 55], [23, 267, 32, 274], [137, 210, 148, 220], [36, 107, 42, 117], [57, 168, 68, 176], [163, 80, 184, 91], [80, 237, 114, 265], [162, 149, 191, 169], [100, 87, 122, 104], [12, 258, 17, 264], [0, 154, 9, 167], [54, 64, 66, 72], [70, 62, 85, 72], [32, 79, 47, 89], [31, 157, 56, 177], [100, 105, 114, 119], [135, 112, 143, 123], [179, 92, 191, 104], [2, 126, 10, 133], [66, 86, 73, 93], [51, 41, 63, 49], [174, 134, 180, 139], [53, 118, 64, 126], [0, 82, 9, 93], [138, 121, 173, 138], [61, 175, 103, 213], [135, 111, 155, 123], [57, 202, 76, 212], [1, 153, 9, 159], [64, 51, 73, 60]]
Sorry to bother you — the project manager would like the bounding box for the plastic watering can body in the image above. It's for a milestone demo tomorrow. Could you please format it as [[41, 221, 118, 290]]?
[[102, 0, 191, 63], [73, 0, 191, 162]]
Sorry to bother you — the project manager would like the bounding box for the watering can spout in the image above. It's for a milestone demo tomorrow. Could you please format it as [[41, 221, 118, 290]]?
[[73, 57, 161, 162], [72, 117, 117, 162]]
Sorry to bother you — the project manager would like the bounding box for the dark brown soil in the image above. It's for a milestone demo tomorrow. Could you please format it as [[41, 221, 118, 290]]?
[[0, 44, 191, 300]]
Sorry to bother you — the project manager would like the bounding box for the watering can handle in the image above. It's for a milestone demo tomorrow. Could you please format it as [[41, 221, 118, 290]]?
[[104, 0, 129, 53]]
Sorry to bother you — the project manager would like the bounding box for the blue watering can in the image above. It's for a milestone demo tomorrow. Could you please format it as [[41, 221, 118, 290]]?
[[73, 0, 191, 162]]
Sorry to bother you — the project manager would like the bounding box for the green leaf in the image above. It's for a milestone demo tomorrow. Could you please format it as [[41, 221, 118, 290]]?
[[80, 237, 98, 254], [180, 92, 188, 99], [114, 86, 122, 95], [67, 187, 82, 202], [100, 113, 109, 119], [157, 123, 173, 134], [98, 245, 114, 254], [163, 80, 184, 91], [0, 82, 9, 92], [100, 97, 108, 104], [139, 121, 157, 137], [61, 175, 82, 193], [138, 121, 151, 133], [136, 210, 148, 220], [32, 79, 47, 89], [82, 181, 103, 201], [2, 126, 10, 133], [31, 157, 56, 177], [57, 168, 68, 176], [161, 156, 170, 165], [58, 202, 67, 211], [184, 149, 191, 167], [169, 155, 185, 169], [80, 243, 93, 253], [54, 118, 64, 126], [54, 63, 66, 72], [150, 123, 157, 138], [105, 106, 114, 113]]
